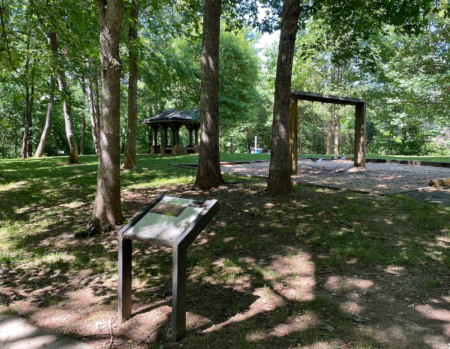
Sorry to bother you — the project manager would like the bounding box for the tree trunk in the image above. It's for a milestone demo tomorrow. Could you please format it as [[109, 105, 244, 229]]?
[[86, 65, 101, 154], [35, 74, 55, 157], [57, 72, 79, 163], [123, 0, 139, 169], [80, 111, 85, 155], [194, 0, 224, 189], [21, 46, 31, 159], [333, 109, 340, 156], [326, 115, 332, 155], [244, 125, 251, 153], [27, 62, 35, 157], [267, 0, 302, 195], [91, 0, 124, 232], [35, 32, 57, 157]]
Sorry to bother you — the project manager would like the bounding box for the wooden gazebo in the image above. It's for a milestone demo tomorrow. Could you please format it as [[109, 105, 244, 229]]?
[[289, 91, 366, 173], [141, 109, 200, 155]]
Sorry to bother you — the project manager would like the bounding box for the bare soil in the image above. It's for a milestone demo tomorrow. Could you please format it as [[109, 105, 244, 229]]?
[[1, 180, 450, 349]]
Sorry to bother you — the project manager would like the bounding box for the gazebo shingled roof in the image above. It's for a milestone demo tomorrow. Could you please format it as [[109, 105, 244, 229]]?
[[141, 109, 200, 155], [141, 109, 200, 125]]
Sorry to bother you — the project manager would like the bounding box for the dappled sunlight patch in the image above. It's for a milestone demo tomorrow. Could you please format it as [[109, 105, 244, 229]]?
[[0, 180, 28, 192], [340, 301, 365, 315], [374, 325, 409, 346], [263, 314, 315, 340], [415, 304, 450, 328], [383, 266, 406, 275]]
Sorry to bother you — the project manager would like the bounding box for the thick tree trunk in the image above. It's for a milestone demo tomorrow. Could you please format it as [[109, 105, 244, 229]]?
[[267, 0, 302, 195], [91, 0, 124, 232], [123, 0, 139, 169], [326, 116, 332, 155], [194, 0, 224, 189], [35, 74, 55, 157], [57, 72, 79, 163], [86, 66, 101, 154]]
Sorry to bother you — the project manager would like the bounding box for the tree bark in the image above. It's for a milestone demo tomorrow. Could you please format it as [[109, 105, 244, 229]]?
[[333, 119, 340, 155], [35, 74, 55, 157], [123, 0, 139, 169], [86, 64, 101, 154], [21, 46, 31, 159], [27, 62, 35, 157], [326, 115, 332, 155], [80, 110, 85, 155], [91, 0, 124, 232], [57, 72, 79, 163], [194, 0, 224, 189], [267, 0, 302, 195]]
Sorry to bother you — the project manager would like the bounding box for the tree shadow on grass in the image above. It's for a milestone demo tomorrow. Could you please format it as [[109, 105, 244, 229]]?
[[1, 160, 450, 348]]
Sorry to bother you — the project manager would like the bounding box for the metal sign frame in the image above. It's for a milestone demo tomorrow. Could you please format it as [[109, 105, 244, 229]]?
[[117, 193, 220, 342]]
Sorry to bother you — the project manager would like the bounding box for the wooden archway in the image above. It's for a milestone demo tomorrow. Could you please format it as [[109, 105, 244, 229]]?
[[289, 90, 366, 174]]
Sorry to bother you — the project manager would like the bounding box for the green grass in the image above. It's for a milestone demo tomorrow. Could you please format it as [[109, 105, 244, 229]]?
[[0, 152, 449, 349]]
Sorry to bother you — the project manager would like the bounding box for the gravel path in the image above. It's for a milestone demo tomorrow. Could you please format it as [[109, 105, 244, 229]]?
[[221, 159, 450, 194]]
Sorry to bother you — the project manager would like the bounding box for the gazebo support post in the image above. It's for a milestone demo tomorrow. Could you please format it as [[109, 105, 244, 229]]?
[[189, 129, 193, 146], [150, 125, 160, 154], [289, 96, 298, 174], [354, 102, 366, 167], [172, 124, 184, 154]]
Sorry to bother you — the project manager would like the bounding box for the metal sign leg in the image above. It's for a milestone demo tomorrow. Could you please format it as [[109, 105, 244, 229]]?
[[172, 245, 187, 342], [118, 235, 132, 323]]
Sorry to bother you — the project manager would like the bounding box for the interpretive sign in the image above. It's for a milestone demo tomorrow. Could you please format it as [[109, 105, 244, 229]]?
[[117, 194, 220, 342]]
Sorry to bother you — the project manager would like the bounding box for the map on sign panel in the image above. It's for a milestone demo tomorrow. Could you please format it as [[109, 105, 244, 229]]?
[[123, 196, 209, 245]]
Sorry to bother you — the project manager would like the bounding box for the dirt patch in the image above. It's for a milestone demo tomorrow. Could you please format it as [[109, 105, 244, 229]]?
[[1, 178, 450, 349]]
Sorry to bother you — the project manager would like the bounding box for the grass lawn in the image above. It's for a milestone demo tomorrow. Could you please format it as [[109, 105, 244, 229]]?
[[1, 153, 450, 349]]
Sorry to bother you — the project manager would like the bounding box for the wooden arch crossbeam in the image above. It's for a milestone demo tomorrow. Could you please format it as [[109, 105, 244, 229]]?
[[289, 90, 367, 174]]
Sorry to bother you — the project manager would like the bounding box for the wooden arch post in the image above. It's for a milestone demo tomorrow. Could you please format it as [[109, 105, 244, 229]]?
[[354, 102, 366, 167], [289, 90, 366, 172], [289, 95, 298, 174]]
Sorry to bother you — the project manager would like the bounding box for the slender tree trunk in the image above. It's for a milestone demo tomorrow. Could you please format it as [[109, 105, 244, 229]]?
[[123, 0, 140, 169], [80, 112, 85, 155], [35, 74, 55, 157], [334, 119, 340, 156], [21, 86, 30, 159], [86, 65, 101, 154], [333, 109, 340, 156], [194, 0, 224, 189], [57, 72, 79, 163], [267, 0, 302, 195], [21, 47, 31, 159], [91, 0, 124, 232], [35, 32, 57, 157], [27, 62, 35, 157], [326, 115, 332, 155], [244, 125, 251, 153], [121, 115, 127, 154]]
